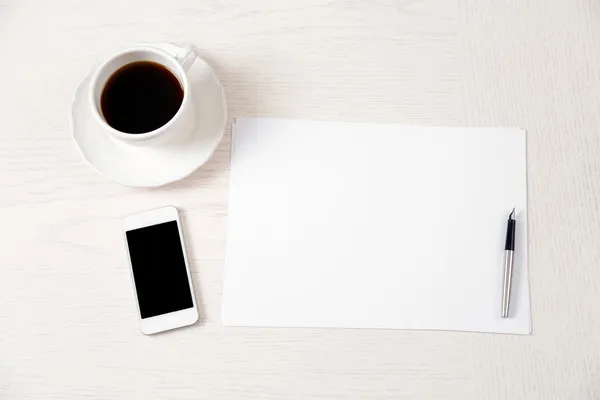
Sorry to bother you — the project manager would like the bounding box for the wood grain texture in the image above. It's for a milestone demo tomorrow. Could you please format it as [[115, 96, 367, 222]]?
[[1, 0, 599, 398]]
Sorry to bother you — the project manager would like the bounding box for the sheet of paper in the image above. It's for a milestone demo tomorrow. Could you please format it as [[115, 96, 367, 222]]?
[[223, 118, 530, 334]]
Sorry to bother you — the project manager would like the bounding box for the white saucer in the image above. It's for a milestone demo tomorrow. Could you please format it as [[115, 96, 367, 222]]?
[[71, 42, 227, 187]]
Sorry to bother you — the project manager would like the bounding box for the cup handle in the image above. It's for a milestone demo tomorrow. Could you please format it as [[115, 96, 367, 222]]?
[[174, 45, 196, 72]]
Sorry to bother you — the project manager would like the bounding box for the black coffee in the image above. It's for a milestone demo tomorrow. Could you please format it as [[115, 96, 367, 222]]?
[[100, 61, 184, 134]]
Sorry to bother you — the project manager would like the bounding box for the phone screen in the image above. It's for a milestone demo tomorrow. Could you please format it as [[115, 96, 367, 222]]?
[[125, 221, 194, 319]]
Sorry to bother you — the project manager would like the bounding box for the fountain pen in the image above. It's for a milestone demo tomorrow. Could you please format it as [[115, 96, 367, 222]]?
[[501, 208, 516, 318]]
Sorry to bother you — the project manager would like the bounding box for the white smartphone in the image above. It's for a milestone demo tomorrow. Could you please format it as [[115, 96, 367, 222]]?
[[123, 206, 198, 335]]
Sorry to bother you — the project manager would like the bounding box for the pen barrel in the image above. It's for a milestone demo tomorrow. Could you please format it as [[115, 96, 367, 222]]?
[[501, 250, 514, 318]]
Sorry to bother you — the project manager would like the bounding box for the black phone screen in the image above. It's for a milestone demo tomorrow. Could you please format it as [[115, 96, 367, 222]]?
[[126, 221, 194, 319]]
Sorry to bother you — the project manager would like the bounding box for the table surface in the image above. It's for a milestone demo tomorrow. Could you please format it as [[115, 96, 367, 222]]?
[[1, 1, 600, 399]]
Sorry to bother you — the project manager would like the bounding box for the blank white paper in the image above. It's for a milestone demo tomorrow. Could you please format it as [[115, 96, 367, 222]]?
[[223, 118, 530, 334]]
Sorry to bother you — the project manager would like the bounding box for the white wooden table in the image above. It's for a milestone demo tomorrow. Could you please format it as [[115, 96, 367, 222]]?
[[1, 1, 600, 399]]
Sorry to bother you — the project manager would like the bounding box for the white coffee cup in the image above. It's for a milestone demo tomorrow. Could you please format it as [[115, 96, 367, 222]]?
[[89, 45, 197, 146]]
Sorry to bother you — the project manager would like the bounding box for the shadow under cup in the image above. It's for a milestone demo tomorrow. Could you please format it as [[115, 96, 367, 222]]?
[[91, 48, 191, 140]]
